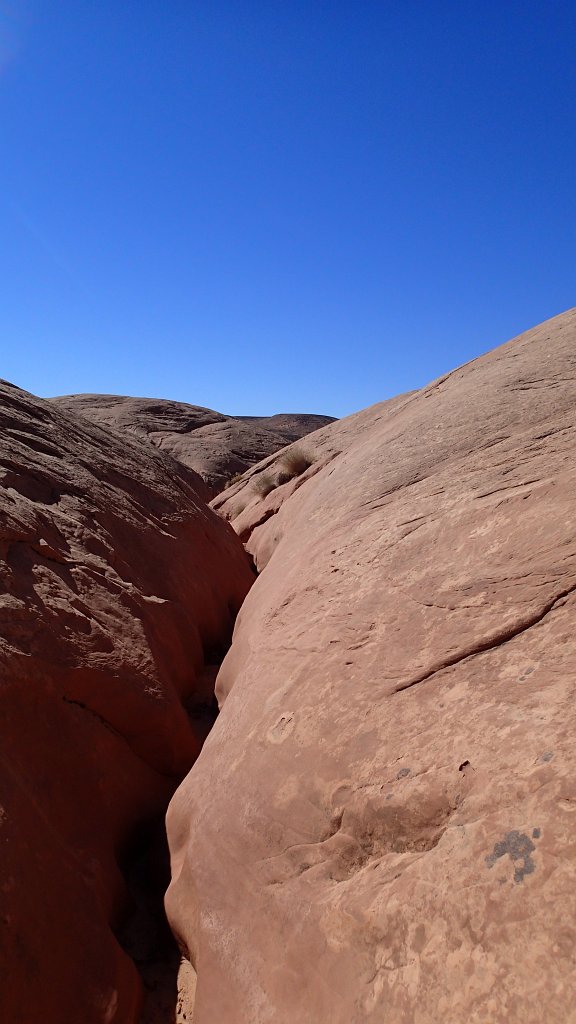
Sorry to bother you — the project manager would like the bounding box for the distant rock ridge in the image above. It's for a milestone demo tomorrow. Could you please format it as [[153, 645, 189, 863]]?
[[49, 393, 335, 495]]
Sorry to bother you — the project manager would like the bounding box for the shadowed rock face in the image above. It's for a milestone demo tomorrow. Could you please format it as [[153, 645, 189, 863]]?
[[49, 394, 335, 496], [167, 309, 576, 1024], [0, 381, 254, 1023]]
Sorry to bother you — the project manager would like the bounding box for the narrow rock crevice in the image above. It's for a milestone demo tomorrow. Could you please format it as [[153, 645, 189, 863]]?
[[114, 818, 195, 1024], [111, 622, 240, 1022]]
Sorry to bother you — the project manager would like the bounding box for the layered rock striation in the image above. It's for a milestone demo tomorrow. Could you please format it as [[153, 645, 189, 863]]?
[[0, 381, 254, 1023], [167, 309, 576, 1023]]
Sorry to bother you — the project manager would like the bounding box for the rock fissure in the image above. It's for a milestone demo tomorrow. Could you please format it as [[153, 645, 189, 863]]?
[[393, 578, 576, 694]]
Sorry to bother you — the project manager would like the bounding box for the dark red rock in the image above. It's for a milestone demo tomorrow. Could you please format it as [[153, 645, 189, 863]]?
[[0, 380, 253, 1023]]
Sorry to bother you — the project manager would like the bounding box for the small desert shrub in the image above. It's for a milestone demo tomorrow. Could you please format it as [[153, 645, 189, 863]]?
[[228, 471, 245, 487], [279, 446, 314, 478], [275, 469, 292, 486], [253, 472, 276, 498]]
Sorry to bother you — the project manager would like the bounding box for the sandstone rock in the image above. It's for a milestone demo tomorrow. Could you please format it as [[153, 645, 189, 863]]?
[[0, 381, 254, 1023], [49, 394, 335, 495], [167, 309, 576, 1023]]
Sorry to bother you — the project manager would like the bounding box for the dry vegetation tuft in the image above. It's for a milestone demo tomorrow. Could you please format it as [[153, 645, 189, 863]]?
[[278, 447, 314, 478], [253, 472, 276, 497]]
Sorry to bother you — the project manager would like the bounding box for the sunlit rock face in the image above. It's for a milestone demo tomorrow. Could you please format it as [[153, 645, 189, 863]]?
[[0, 380, 254, 1023], [167, 309, 576, 1024]]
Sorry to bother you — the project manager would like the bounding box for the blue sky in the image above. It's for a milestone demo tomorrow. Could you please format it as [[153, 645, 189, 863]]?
[[1, 1, 574, 417]]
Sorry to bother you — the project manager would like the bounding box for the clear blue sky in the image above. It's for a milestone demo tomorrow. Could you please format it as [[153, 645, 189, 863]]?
[[1, 1, 574, 417]]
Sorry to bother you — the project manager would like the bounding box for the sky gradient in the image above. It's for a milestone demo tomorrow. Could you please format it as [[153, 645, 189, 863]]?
[[1, 1, 574, 417]]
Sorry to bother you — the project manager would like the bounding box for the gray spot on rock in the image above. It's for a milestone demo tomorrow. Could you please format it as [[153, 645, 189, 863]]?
[[485, 830, 538, 884], [396, 767, 411, 779], [540, 751, 554, 763]]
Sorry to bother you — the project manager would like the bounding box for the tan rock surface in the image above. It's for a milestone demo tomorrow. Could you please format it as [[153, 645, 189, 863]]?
[[0, 381, 254, 1023], [49, 393, 334, 495], [167, 309, 576, 1023]]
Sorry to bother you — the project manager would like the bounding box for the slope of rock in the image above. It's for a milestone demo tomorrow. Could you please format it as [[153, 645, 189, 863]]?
[[167, 309, 576, 1024], [49, 394, 335, 495], [0, 381, 254, 1023]]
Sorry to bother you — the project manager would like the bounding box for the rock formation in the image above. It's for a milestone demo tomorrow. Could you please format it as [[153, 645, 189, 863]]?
[[3, 309, 576, 1024], [166, 309, 576, 1023], [49, 394, 335, 496], [0, 381, 254, 1023]]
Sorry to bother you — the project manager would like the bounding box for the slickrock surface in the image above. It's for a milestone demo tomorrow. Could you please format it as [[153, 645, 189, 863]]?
[[0, 381, 253, 1023], [167, 309, 576, 1024], [49, 393, 334, 495]]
